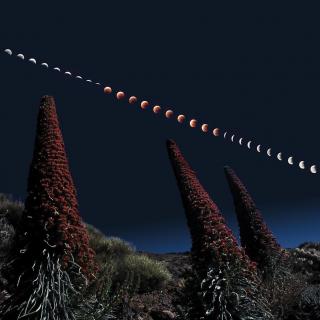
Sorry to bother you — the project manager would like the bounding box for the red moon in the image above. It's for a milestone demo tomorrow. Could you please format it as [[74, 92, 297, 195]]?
[[190, 119, 197, 128], [201, 124, 209, 132], [129, 96, 137, 104], [141, 100, 149, 109], [165, 110, 174, 118], [103, 86, 112, 94], [116, 91, 125, 100], [213, 128, 220, 136], [153, 105, 161, 113], [177, 114, 185, 123]]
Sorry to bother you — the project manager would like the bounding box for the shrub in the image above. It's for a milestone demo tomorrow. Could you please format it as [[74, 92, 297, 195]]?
[[0, 194, 24, 227], [0, 217, 15, 257]]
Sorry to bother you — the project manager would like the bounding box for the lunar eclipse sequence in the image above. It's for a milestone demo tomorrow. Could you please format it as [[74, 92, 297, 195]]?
[[2, 48, 317, 175]]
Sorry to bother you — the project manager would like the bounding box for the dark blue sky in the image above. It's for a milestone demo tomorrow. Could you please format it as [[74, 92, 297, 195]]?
[[0, 2, 319, 252]]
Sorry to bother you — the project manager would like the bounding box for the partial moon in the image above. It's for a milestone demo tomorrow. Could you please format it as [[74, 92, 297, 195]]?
[[65, 71, 72, 76], [129, 96, 137, 104], [239, 138, 243, 145], [41, 63, 49, 68], [141, 101, 149, 109], [17, 54, 24, 60], [224, 132, 228, 139], [177, 114, 185, 123], [231, 134, 235, 142], [277, 152, 282, 161], [213, 128, 220, 137], [153, 105, 161, 114], [288, 157, 294, 165], [29, 58, 36, 64], [257, 145, 261, 153], [116, 91, 125, 100], [86, 79, 92, 83], [4, 49, 12, 55], [299, 161, 305, 169], [190, 119, 197, 128], [311, 165, 317, 174], [165, 110, 174, 119], [53, 67, 60, 72], [76, 75, 83, 79], [104, 86, 112, 94], [267, 148, 272, 157], [247, 141, 252, 149], [201, 124, 208, 132], [95, 82, 101, 86]]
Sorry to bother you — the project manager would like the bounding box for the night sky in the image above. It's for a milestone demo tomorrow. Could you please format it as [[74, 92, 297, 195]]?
[[0, 2, 319, 252]]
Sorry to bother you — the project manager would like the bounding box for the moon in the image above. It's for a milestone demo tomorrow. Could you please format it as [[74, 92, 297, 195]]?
[[141, 101, 149, 109], [41, 63, 49, 68], [129, 96, 137, 104], [267, 148, 272, 157], [231, 134, 235, 142], [190, 119, 197, 128], [86, 79, 92, 83], [213, 128, 220, 136], [4, 49, 12, 55], [311, 165, 317, 174], [153, 105, 161, 114], [29, 58, 36, 64], [247, 141, 252, 149], [257, 145, 261, 153], [65, 71, 72, 76], [177, 114, 185, 123], [201, 124, 209, 132], [165, 110, 174, 118], [239, 138, 243, 145], [17, 54, 24, 60], [53, 67, 60, 72], [288, 157, 294, 165], [299, 161, 305, 169], [277, 152, 282, 161], [76, 75, 83, 79], [116, 91, 125, 100], [224, 132, 228, 139], [104, 86, 112, 94]]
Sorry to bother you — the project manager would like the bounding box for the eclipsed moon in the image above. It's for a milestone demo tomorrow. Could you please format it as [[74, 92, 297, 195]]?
[[116, 91, 125, 100], [288, 157, 294, 165], [104, 87, 112, 94], [257, 145, 261, 153], [277, 153, 282, 161], [177, 115, 185, 123], [299, 161, 305, 169], [201, 124, 208, 132], [17, 54, 24, 60], [29, 58, 36, 64], [141, 101, 149, 109], [311, 165, 317, 174], [224, 132, 228, 139], [165, 110, 174, 118], [247, 141, 252, 149], [190, 119, 197, 128], [41, 63, 49, 68], [4, 49, 12, 55], [153, 105, 161, 114], [129, 96, 137, 104], [267, 148, 272, 157], [239, 138, 243, 145], [213, 128, 220, 136]]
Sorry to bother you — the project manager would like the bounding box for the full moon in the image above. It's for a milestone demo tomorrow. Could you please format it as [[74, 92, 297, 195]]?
[[201, 124, 208, 132], [153, 105, 161, 114], [213, 128, 220, 136], [104, 87, 112, 94], [190, 119, 197, 128], [165, 110, 174, 118], [141, 100, 149, 109], [116, 91, 125, 100], [129, 96, 137, 104], [177, 114, 185, 123]]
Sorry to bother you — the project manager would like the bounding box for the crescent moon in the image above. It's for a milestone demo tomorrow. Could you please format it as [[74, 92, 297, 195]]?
[[288, 156, 294, 165], [224, 132, 228, 139], [231, 134, 235, 142], [311, 165, 317, 174], [257, 145, 261, 153], [95, 82, 101, 86], [17, 54, 24, 60], [239, 138, 243, 145], [4, 49, 12, 55], [86, 79, 92, 83], [28, 58, 36, 64], [299, 161, 305, 169], [267, 148, 272, 157], [76, 76, 83, 79], [247, 141, 252, 149], [65, 71, 72, 76], [41, 63, 49, 68], [277, 152, 282, 161], [53, 67, 61, 72]]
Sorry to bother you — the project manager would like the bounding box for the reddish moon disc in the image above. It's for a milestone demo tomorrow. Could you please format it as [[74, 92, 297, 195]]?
[[153, 105, 161, 113], [165, 110, 174, 118], [129, 96, 137, 104], [141, 100, 149, 109], [104, 86, 112, 94], [190, 119, 197, 128], [177, 114, 185, 123], [201, 124, 209, 132], [213, 128, 220, 136], [116, 91, 125, 100]]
